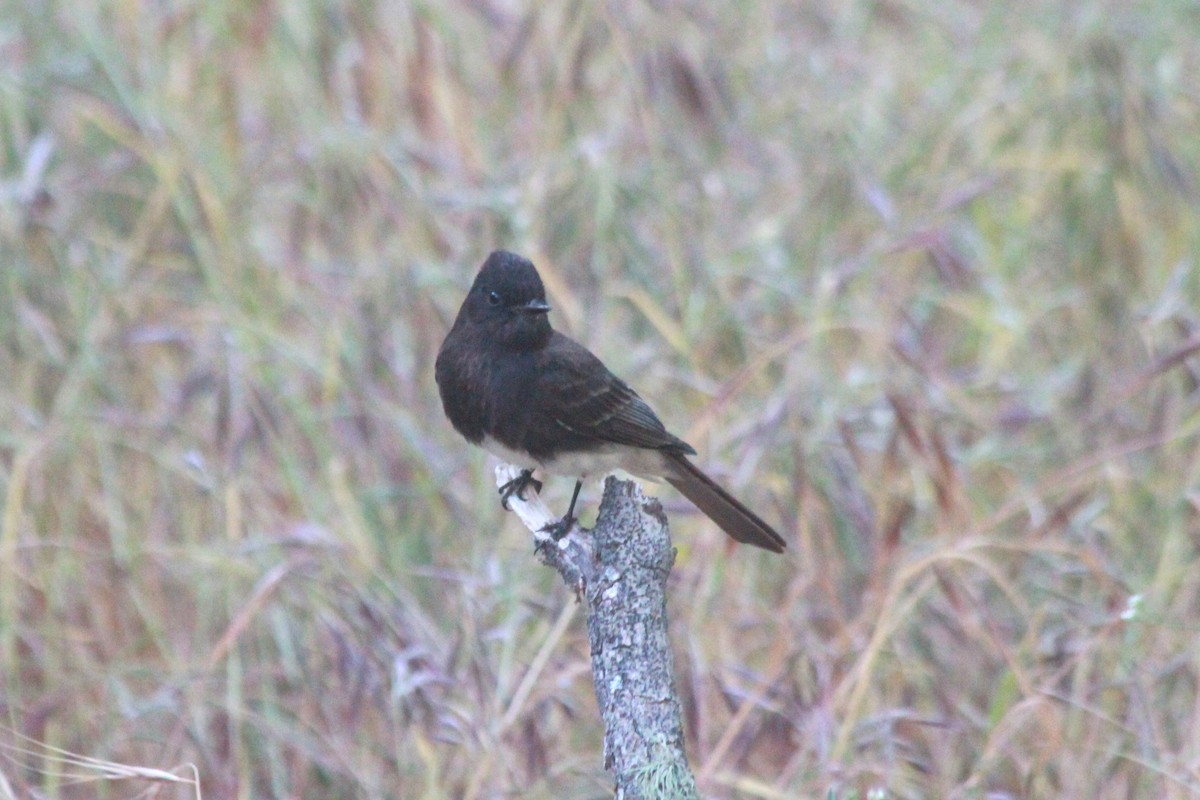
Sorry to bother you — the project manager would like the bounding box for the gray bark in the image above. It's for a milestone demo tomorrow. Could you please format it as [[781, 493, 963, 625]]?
[[494, 466, 698, 799]]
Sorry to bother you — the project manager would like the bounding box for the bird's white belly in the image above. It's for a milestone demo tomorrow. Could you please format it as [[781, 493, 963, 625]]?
[[480, 435, 539, 469], [480, 435, 666, 480]]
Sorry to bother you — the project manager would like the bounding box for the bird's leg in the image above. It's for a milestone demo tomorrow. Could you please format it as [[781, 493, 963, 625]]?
[[564, 479, 582, 520], [540, 479, 582, 540], [498, 468, 543, 510]]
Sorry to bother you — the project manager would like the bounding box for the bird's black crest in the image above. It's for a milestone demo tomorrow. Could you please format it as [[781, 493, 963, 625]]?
[[472, 251, 547, 306]]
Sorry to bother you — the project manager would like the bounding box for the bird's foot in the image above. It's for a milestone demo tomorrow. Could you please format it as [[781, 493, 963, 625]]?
[[539, 515, 577, 541], [498, 469, 542, 510]]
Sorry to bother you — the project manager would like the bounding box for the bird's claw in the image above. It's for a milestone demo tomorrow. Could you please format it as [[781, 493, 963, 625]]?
[[539, 515, 576, 541], [499, 469, 542, 510]]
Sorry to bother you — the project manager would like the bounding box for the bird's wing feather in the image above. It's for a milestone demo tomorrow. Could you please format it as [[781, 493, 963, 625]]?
[[536, 333, 695, 454]]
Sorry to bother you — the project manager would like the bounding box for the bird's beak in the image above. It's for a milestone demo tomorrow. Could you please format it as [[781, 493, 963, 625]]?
[[520, 299, 551, 315]]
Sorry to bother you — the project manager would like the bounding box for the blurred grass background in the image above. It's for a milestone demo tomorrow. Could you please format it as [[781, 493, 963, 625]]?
[[1, 0, 1199, 797]]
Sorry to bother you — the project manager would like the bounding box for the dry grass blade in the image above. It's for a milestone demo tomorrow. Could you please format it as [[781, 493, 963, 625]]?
[[0, 728, 201, 799]]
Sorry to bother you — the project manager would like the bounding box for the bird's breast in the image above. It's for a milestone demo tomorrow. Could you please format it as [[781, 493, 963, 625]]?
[[484, 437, 669, 481], [480, 435, 538, 470]]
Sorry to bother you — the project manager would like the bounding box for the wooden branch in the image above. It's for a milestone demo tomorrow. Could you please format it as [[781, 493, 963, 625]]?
[[495, 465, 699, 800]]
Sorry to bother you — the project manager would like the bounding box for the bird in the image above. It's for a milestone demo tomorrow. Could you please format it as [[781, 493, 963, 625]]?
[[434, 250, 786, 553]]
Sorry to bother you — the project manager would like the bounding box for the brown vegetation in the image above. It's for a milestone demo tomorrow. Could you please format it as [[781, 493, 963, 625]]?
[[1, 1, 1199, 798]]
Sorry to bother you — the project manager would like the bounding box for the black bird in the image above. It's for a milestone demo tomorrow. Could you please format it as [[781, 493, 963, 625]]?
[[435, 251, 786, 553]]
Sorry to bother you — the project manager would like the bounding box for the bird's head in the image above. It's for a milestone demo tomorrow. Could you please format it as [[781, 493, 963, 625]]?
[[460, 251, 553, 350]]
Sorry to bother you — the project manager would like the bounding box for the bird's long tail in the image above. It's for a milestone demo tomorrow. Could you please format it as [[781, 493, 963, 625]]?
[[662, 453, 787, 553]]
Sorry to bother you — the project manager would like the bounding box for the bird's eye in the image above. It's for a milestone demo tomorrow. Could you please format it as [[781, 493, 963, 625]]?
[[486, 291, 502, 306]]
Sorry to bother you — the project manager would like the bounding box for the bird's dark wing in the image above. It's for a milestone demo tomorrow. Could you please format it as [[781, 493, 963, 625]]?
[[527, 332, 696, 458]]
